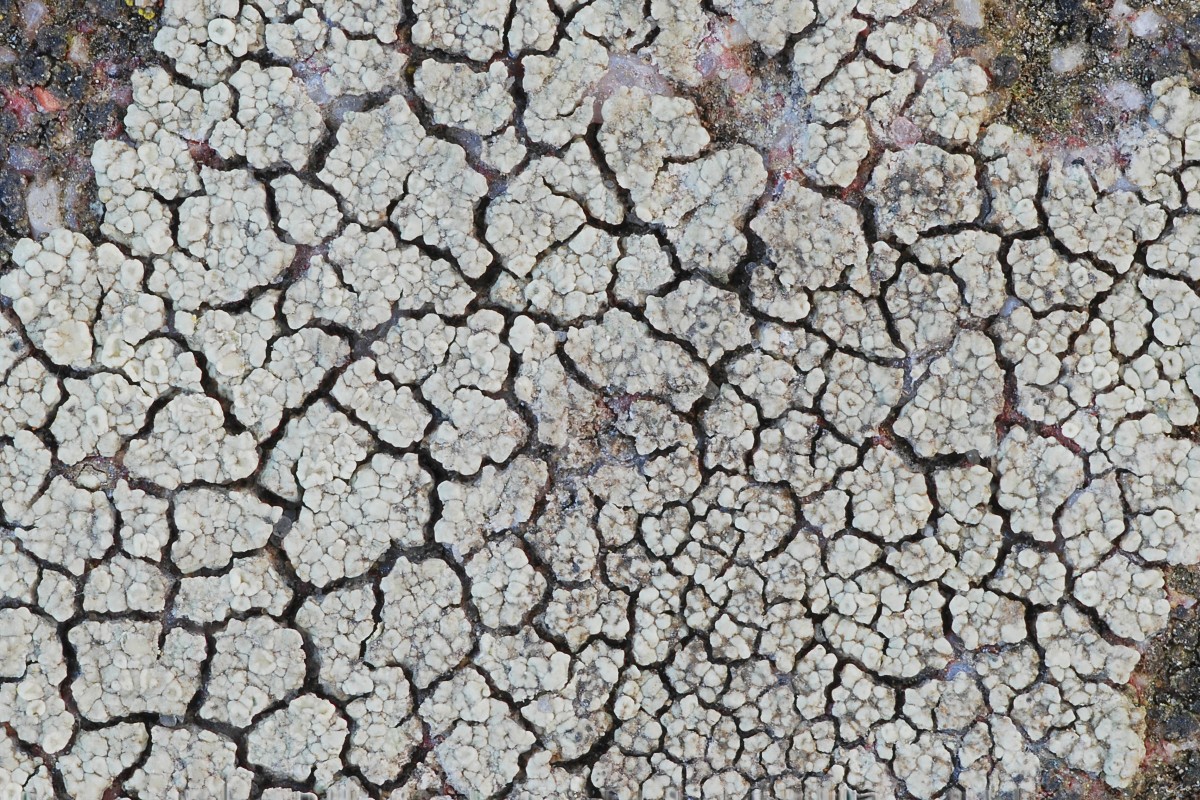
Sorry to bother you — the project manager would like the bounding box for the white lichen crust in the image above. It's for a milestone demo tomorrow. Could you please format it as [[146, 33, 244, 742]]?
[[2, 1, 1198, 798]]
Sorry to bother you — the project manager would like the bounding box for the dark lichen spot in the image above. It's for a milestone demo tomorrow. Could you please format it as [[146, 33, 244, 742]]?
[[990, 54, 1021, 88], [1090, 23, 1118, 49], [929, 0, 1200, 138], [1124, 572, 1200, 800], [0, 0, 157, 246]]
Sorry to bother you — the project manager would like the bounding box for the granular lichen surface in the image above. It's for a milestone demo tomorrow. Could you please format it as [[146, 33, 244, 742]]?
[[1, 0, 1200, 799]]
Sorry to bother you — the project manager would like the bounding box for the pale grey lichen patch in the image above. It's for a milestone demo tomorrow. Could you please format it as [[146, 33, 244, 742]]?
[[1, 1, 1199, 798]]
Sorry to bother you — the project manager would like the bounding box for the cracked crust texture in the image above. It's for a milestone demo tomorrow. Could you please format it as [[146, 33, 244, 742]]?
[[1, 0, 1200, 799]]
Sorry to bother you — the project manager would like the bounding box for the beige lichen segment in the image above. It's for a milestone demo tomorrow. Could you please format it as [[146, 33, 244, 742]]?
[[285, 449, 433, 585], [247, 694, 348, 790], [522, 34, 608, 146], [58, 724, 149, 800], [565, 309, 710, 411], [154, 0, 264, 87], [128, 727, 253, 800], [3, 232, 159, 369], [751, 182, 867, 291], [866, 144, 982, 244], [910, 58, 992, 143], [366, 554, 474, 688], [319, 96, 491, 277], [210, 61, 325, 169], [412, 0, 508, 61], [637, 146, 767, 280], [713, 0, 814, 55], [125, 394, 259, 490], [1044, 158, 1167, 273], [895, 331, 1004, 457], [156, 168, 296, 310], [414, 60, 515, 136], [200, 616, 306, 727], [0, 608, 74, 754], [69, 620, 205, 723]]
